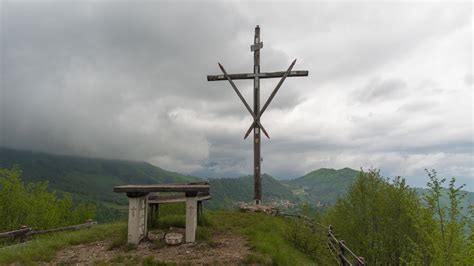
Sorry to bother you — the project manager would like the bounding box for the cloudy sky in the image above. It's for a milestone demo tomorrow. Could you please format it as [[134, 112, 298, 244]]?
[[1, 1, 472, 190]]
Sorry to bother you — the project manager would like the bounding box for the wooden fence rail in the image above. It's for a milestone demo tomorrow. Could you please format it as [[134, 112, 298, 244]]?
[[0, 220, 97, 243], [280, 213, 365, 266]]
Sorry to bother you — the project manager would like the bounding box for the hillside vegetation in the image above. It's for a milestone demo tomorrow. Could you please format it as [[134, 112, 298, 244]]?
[[206, 174, 297, 210], [1, 147, 472, 222], [0, 167, 95, 232], [0, 147, 198, 221], [0, 152, 472, 264], [326, 169, 473, 264], [1, 169, 471, 265], [287, 167, 359, 206]]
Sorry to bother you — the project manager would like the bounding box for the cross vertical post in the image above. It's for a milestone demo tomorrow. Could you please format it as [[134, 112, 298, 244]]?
[[253, 26, 262, 205], [207, 26, 308, 206]]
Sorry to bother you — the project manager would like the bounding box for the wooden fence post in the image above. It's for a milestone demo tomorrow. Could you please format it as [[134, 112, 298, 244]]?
[[339, 240, 347, 266]]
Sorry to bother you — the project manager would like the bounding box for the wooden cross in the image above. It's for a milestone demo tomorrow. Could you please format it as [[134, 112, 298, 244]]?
[[207, 25, 308, 205]]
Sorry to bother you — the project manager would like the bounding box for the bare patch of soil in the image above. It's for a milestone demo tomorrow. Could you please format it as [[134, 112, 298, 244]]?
[[49, 230, 250, 265]]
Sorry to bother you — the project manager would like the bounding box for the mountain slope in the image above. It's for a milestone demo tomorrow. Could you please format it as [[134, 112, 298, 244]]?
[[287, 168, 360, 206], [0, 147, 199, 220], [206, 174, 298, 210]]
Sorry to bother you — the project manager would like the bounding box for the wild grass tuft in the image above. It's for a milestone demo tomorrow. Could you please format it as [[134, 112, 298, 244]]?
[[107, 224, 128, 250], [208, 211, 314, 265]]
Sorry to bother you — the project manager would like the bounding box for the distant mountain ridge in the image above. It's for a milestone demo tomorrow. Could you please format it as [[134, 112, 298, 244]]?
[[206, 174, 297, 210], [0, 147, 199, 220], [286, 167, 360, 206], [1, 147, 472, 221]]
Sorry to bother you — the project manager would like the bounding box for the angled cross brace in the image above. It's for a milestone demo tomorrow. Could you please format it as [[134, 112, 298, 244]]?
[[218, 63, 270, 139], [243, 59, 297, 139]]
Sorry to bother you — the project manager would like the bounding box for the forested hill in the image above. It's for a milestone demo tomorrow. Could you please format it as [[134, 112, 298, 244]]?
[[1, 147, 472, 221], [206, 174, 297, 210], [0, 147, 199, 206], [286, 168, 360, 205]]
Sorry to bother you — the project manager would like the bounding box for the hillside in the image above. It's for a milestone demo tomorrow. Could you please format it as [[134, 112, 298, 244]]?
[[1, 147, 472, 220], [206, 174, 298, 210], [0, 147, 199, 221], [287, 167, 360, 206]]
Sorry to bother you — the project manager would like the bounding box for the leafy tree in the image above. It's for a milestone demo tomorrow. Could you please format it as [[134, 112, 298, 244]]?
[[424, 169, 472, 265], [0, 167, 28, 230], [0, 167, 95, 232], [325, 169, 433, 264]]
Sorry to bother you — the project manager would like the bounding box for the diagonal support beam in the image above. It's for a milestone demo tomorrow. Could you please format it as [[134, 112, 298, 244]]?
[[218, 63, 270, 139], [244, 59, 297, 139]]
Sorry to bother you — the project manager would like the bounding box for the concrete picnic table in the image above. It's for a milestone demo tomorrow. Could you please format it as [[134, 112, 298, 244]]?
[[114, 182, 210, 244]]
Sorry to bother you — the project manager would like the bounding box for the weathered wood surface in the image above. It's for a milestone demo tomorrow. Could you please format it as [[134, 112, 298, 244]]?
[[30, 221, 97, 236], [0, 227, 32, 238], [252, 25, 262, 205], [244, 59, 297, 139], [207, 70, 308, 81], [207, 25, 308, 205], [0, 221, 97, 242], [148, 194, 211, 204], [115, 182, 211, 244], [217, 63, 269, 138], [114, 183, 210, 193]]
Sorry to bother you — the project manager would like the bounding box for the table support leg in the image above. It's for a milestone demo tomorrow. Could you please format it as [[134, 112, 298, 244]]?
[[126, 193, 148, 244], [185, 195, 198, 243]]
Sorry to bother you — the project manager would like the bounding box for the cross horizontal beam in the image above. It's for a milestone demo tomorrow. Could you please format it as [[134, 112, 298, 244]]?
[[207, 70, 308, 81]]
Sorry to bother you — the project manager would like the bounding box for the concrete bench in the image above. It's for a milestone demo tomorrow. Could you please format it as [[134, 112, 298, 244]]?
[[114, 182, 210, 244]]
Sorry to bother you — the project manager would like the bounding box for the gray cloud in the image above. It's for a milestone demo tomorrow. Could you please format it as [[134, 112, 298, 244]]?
[[1, 1, 472, 191], [352, 78, 407, 103]]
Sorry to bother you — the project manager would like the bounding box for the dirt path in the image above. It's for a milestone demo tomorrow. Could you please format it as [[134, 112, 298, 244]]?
[[49, 230, 251, 265]]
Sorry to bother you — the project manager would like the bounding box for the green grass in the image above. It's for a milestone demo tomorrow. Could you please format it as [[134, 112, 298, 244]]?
[[150, 202, 186, 229], [102, 255, 174, 265], [0, 206, 319, 265], [208, 211, 314, 265], [0, 223, 126, 265]]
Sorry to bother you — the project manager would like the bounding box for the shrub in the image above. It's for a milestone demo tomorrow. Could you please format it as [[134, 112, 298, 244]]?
[[0, 167, 95, 232]]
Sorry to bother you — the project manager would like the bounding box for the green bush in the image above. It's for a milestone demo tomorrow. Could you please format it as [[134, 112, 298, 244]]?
[[325, 169, 472, 264], [0, 167, 95, 232], [285, 218, 331, 264]]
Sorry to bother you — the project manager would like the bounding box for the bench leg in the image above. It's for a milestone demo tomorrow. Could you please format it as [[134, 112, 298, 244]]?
[[185, 196, 198, 243], [197, 201, 203, 222], [127, 195, 148, 244]]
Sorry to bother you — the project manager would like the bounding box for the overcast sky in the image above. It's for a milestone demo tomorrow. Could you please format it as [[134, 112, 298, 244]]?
[[1, 1, 472, 190]]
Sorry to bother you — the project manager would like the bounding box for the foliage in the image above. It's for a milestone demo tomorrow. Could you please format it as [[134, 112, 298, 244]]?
[[285, 215, 332, 265], [424, 169, 473, 265], [0, 167, 95, 232], [325, 169, 473, 265], [0, 147, 198, 222], [287, 167, 359, 206], [2, 147, 473, 222], [326, 169, 429, 264]]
